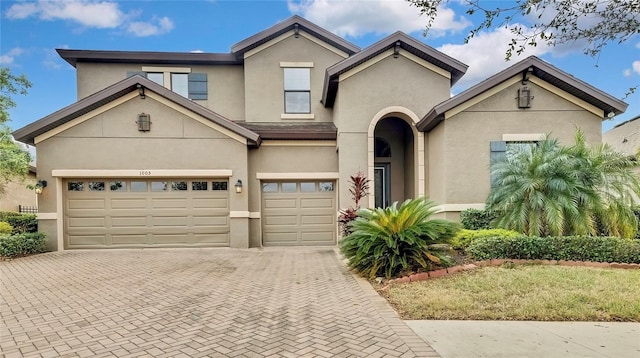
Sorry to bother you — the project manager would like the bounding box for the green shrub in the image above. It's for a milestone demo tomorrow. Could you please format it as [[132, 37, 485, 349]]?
[[0, 212, 37, 234], [0, 232, 47, 258], [467, 235, 640, 263], [0, 222, 13, 234], [451, 228, 523, 249], [460, 209, 498, 230], [340, 197, 460, 279]]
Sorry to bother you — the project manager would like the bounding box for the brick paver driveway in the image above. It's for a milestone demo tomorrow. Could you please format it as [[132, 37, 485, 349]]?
[[1, 248, 439, 358]]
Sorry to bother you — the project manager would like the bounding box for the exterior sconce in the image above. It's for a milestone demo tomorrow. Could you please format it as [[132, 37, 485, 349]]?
[[518, 87, 532, 108], [137, 84, 145, 99], [393, 41, 401, 58], [137, 113, 151, 131], [35, 180, 47, 194], [235, 179, 243, 193]]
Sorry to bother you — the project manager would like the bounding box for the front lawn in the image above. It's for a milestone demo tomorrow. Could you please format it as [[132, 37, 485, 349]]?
[[384, 265, 640, 322]]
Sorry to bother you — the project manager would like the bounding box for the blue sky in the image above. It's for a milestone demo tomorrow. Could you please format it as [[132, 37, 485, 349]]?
[[1, 0, 638, 134]]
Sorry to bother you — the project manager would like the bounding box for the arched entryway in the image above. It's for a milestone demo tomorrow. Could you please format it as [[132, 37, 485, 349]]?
[[373, 117, 415, 207]]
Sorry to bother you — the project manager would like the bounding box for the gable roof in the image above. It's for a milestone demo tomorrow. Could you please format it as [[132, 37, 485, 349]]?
[[57, 49, 240, 67], [322, 32, 468, 107], [416, 56, 629, 132], [231, 15, 360, 58], [238, 122, 337, 140], [12, 76, 261, 146]]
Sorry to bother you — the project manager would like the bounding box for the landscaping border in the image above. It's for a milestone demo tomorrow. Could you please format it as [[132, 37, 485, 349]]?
[[385, 259, 640, 285]]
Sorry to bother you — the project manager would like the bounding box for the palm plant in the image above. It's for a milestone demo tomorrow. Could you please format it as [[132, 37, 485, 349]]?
[[340, 197, 460, 279], [487, 130, 640, 238]]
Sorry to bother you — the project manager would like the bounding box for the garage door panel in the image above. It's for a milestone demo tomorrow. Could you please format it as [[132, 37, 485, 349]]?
[[193, 234, 229, 244], [193, 216, 228, 227], [264, 198, 297, 209], [301, 231, 335, 243], [300, 198, 333, 208], [263, 232, 298, 243], [68, 235, 106, 246], [111, 198, 147, 209], [68, 199, 106, 210], [151, 234, 190, 244], [68, 217, 106, 228], [264, 215, 297, 226], [152, 198, 188, 208], [301, 215, 333, 225], [193, 198, 228, 208], [111, 216, 147, 228], [111, 235, 147, 245], [64, 178, 230, 248]]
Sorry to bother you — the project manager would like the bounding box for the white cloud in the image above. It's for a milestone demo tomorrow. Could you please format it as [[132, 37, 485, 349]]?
[[437, 25, 553, 90], [6, 1, 174, 37], [633, 61, 640, 76], [127, 16, 174, 37], [6, 0, 124, 28], [624, 69, 632, 77], [0, 47, 25, 66], [288, 0, 470, 38]]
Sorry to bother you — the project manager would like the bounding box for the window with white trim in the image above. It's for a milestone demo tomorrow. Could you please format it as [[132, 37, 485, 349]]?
[[490, 140, 538, 188], [284, 68, 310, 113], [127, 70, 207, 100]]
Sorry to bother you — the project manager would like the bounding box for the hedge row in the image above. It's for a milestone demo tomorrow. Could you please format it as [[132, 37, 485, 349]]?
[[467, 235, 640, 264], [0, 212, 37, 234], [0, 233, 47, 258]]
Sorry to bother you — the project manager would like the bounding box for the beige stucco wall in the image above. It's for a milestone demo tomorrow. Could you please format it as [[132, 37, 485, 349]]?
[[603, 118, 640, 155], [76, 62, 245, 120], [0, 173, 37, 212], [247, 143, 338, 247], [335, 53, 451, 208], [35, 94, 249, 250], [428, 75, 603, 213], [243, 32, 345, 123]]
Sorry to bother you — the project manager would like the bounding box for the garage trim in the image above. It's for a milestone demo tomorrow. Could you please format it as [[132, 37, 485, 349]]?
[[53, 169, 233, 178], [256, 172, 339, 180]]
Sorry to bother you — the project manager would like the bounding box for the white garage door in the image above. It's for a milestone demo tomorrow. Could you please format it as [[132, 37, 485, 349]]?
[[64, 178, 229, 248], [262, 181, 336, 246]]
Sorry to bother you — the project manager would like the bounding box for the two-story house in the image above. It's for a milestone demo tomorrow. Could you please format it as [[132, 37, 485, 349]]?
[[13, 16, 627, 251]]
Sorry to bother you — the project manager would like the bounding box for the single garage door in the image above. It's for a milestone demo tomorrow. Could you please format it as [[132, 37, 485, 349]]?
[[64, 178, 229, 248], [262, 181, 336, 246]]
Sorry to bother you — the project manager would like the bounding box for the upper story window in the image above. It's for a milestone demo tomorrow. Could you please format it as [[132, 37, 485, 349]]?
[[284, 68, 310, 113], [127, 68, 207, 100]]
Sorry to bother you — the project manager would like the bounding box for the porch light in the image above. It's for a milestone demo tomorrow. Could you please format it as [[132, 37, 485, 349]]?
[[137, 113, 151, 131], [35, 180, 47, 194], [235, 179, 243, 193]]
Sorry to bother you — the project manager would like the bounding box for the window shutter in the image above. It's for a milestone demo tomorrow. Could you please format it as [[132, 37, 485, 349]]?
[[188, 73, 207, 100], [490, 141, 507, 188], [127, 71, 147, 78]]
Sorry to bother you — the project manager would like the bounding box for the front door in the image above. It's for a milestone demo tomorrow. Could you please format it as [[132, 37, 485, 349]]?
[[374, 164, 390, 208]]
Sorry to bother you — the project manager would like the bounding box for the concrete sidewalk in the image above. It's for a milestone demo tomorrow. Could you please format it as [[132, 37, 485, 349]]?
[[406, 320, 640, 358]]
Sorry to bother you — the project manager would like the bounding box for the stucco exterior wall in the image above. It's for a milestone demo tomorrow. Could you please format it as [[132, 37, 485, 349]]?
[[0, 174, 37, 212], [76, 62, 245, 120], [335, 54, 450, 208], [247, 143, 338, 247], [35, 95, 249, 250], [243, 32, 345, 123], [431, 75, 603, 209], [603, 118, 640, 155]]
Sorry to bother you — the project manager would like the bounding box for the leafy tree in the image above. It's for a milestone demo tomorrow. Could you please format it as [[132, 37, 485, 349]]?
[[340, 197, 460, 278], [487, 130, 640, 238], [0, 67, 32, 194], [407, 0, 640, 59]]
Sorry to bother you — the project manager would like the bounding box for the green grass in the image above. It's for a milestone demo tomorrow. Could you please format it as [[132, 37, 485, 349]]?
[[384, 265, 640, 321]]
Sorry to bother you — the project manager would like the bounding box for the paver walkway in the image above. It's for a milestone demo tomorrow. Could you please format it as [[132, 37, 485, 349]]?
[[1, 247, 439, 358]]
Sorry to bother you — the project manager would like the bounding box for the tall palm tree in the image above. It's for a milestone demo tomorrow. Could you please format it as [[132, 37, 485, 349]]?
[[487, 130, 640, 238]]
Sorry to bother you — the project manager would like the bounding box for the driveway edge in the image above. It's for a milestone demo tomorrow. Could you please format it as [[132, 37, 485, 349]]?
[[334, 249, 442, 357]]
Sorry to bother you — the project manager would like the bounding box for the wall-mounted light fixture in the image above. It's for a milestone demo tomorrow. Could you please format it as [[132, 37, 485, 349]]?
[[136, 113, 151, 132], [294, 23, 300, 38], [393, 41, 401, 58], [235, 179, 243, 193], [521, 66, 534, 85], [35, 180, 47, 194], [137, 84, 145, 99]]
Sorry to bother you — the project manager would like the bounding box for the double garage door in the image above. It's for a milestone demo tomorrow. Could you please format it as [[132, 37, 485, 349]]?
[[261, 181, 337, 246], [64, 178, 229, 248]]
